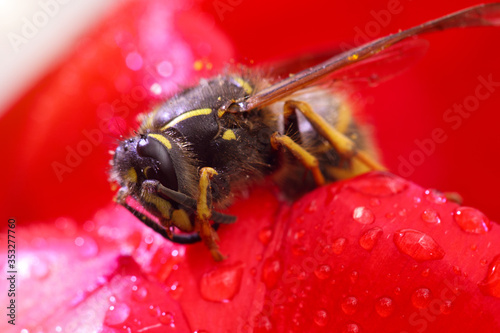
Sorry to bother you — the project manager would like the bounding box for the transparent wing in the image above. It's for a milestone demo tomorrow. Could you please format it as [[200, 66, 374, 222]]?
[[223, 3, 500, 113]]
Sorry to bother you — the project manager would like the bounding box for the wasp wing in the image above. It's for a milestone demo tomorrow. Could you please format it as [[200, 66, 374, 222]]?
[[226, 3, 500, 112]]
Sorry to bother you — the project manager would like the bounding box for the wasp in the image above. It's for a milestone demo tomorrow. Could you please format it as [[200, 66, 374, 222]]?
[[110, 4, 500, 260]]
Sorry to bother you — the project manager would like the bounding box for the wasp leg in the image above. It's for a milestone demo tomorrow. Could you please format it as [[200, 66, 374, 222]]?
[[118, 200, 210, 244], [271, 132, 326, 186], [196, 167, 226, 261], [147, 180, 237, 224], [284, 100, 386, 177]]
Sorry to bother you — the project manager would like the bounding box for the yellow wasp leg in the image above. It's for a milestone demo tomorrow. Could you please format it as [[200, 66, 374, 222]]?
[[271, 133, 326, 186], [284, 100, 386, 176], [196, 167, 225, 261]]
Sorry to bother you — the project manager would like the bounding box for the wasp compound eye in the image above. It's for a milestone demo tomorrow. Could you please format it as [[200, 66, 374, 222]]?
[[137, 134, 179, 191]]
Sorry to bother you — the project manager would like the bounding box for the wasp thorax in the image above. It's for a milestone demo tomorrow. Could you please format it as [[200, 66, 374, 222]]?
[[113, 134, 179, 192]]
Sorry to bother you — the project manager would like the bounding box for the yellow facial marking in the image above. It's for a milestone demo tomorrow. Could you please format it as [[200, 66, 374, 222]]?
[[142, 191, 172, 219], [126, 167, 137, 183], [161, 108, 213, 130], [149, 133, 172, 149], [233, 77, 253, 95], [172, 209, 193, 232], [218, 109, 225, 118], [222, 129, 236, 141]]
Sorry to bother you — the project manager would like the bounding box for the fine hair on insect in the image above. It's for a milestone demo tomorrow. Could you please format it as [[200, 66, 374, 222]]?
[[109, 4, 500, 261]]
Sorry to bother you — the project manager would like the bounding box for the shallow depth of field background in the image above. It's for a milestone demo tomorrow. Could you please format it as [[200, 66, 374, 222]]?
[[1, 0, 499, 226]]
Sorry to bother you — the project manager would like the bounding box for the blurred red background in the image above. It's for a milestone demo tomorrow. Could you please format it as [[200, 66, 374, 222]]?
[[1, 0, 499, 225]]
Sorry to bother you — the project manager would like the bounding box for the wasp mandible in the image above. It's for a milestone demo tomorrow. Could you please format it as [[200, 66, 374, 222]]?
[[110, 4, 500, 260]]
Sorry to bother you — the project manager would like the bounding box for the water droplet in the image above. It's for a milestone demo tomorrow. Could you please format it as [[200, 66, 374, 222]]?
[[342, 322, 360, 333], [126, 52, 143, 71], [306, 200, 317, 213], [293, 229, 306, 240], [385, 212, 395, 219], [411, 288, 432, 308], [341, 296, 359, 315], [452, 266, 461, 276], [353, 207, 375, 224], [332, 237, 347, 254], [413, 196, 422, 204], [375, 297, 394, 317], [261, 257, 283, 288], [480, 259, 488, 266], [169, 282, 183, 300], [314, 309, 328, 327], [148, 305, 161, 317], [159, 311, 175, 327], [292, 243, 308, 256], [258, 227, 273, 245], [479, 254, 500, 298], [359, 227, 383, 251], [370, 198, 381, 207], [348, 173, 408, 196], [421, 209, 441, 224], [200, 263, 244, 302], [421, 268, 430, 277], [350, 271, 359, 284], [424, 189, 447, 204], [453, 206, 491, 234], [440, 300, 454, 315], [314, 264, 332, 280], [104, 303, 131, 326], [132, 286, 148, 302], [393, 229, 445, 262]]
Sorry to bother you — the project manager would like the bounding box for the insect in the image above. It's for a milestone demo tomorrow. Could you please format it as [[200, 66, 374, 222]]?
[[110, 4, 500, 261]]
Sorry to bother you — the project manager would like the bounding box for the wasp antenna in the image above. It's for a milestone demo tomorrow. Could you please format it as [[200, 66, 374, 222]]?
[[238, 3, 500, 111]]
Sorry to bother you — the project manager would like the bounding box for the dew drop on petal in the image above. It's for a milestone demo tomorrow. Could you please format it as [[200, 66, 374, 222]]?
[[200, 263, 244, 302], [411, 288, 432, 309], [424, 189, 447, 204], [314, 264, 332, 280], [261, 257, 283, 289], [341, 296, 359, 315], [314, 310, 328, 327], [421, 209, 441, 224], [478, 254, 500, 298], [148, 305, 161, 317], [375, 297, 394, 317], [440, 300, 454, 315], [258, 226, 273, 245], [332, 237, 347, 254], [393, 229, 445, 262], [359, 227, 383, 251], [132, 286, 148, 302], [342, 322, 360, 333], [348, 173, 408, 196], [104, 303, 131, 326], [453, 206, 491, 234], [159, 311, 175, 327], [353, 207, 375, 224]]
